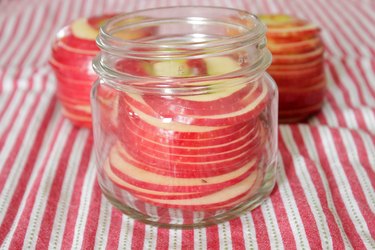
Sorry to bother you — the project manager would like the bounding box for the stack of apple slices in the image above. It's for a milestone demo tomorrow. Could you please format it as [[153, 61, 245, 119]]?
[[50, 15, 116, 127], [50, 15, 157, 127], [101, 56, 272, 216], [259, 14, 326, 122]]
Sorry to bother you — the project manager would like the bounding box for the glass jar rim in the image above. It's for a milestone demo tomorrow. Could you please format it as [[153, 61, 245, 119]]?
[[96, 6, 266, 57], [93, 6, 272, 93]]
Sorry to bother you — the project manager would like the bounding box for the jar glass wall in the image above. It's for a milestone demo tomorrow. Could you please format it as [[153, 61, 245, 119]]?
[[91, 6, 278, 228]]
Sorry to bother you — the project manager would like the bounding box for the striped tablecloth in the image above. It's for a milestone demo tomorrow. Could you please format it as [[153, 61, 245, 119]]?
[[0, 0, 374, 249]]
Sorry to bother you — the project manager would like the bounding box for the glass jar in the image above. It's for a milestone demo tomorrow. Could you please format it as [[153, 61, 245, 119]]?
[[91, 6, 278, 228]]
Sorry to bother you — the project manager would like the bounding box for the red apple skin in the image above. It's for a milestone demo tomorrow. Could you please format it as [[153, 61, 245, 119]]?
[[58, 14, 116, 50], [56, 38, 99, 55], [106, 156, 256, 195], [259, 15, 320, 38], [117, 100, 254, 140], [87, 14, 117, 29], [58, 92, 90, 104], [56, 80, 92, 102], [186, 58, 207, 76], [266, 24, 320, 40], [60, 100, 91, 115], [278, 80, 326, 110], [56, 87, 91, 102], [119, 113, 259, 148], [267, 37, 322, 55], [135, 188, 253, 211], [115, 113, 265, 176], [112, 25, 157, 41], [268, 63, 324, 82], [49, 59, 97, 81], [58, 29, 99, 51], [51, 42, 97, 68], [110, 159, 258, 199], [50, 14, 159, 129], [271, 46, 324, 65], [120, 119, 261, 161], [55, 74, 93, 90], [274, 74, 325, 89], [121, 133, 262, 173], [57, 91, 90, 105], [268, 58, 323, 71], [119, 113, 254, 147], [205, 172, 263, 211], [115, 58, 152, 76], [104, 161, 219, 200], [122, 82, 270, 126], [279, 101, 324, 123], [108, 144, 259, 191], [263, 17, 321, 40], [115, 122, 265, 176], [120, 146, 261, 177], [130, 170, 259, 210], [117, 142, 261, 177], [267, 35, 317, 43], [141, 83, 255, 117], [61, 107, 92, 128]]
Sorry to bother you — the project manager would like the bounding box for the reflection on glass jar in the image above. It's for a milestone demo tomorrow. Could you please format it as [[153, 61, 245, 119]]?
[[92, 6, 278, 228]]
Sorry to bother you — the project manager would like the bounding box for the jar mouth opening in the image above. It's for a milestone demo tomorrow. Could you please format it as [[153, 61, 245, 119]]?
[[97, 6, 266, 58], [92, 51, 272, 95]]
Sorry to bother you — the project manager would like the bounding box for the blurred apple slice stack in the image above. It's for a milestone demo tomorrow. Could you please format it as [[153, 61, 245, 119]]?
[[259, 14, 326, 123], [49, 14, 157, 127], [49, 15, 115, 127]]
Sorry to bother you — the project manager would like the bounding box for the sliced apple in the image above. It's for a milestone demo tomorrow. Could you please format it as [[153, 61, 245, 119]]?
[[71, 18, 99, 40], [152, 60, 192, 77], [271, 46, 324, 65], [268, 63, 324, 81], [272, 73, 325, 89], [122, 80, 269, 127], [267, 23, 320, 39], [203, 56, 241, 76], [87, 14, 116, 29], [51, 43, 96, 68], [268, 58, 323, 71], [120, 112, 256, 148], [121, 124, 262, 168], [61, 107, 92, 128], [278, 80, 326, 109], [267, 37, 322, 55], [136, 169, 258, 209], [279, 101, 324, 123], [104, 160, 216, 200], [109, 144, 258, 191], [112, 16, 157, 40], [258, 14, 296, 26], [121, 119, 260, 156], [142, 79, 254, 117], [49, 58, 97, 80], [187, 58, 207, 76], [115, 58, 153, 76]]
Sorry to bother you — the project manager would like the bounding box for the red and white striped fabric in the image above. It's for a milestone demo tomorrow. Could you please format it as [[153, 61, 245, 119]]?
[[0, 0, 374, 249]]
